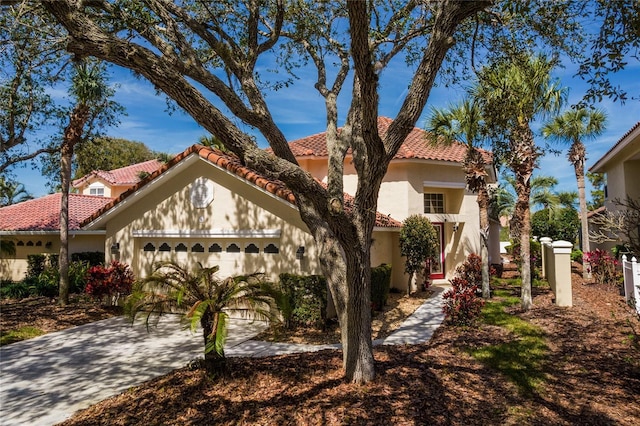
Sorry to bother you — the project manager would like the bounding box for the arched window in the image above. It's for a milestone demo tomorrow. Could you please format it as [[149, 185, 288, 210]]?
[[226, 243, 240, 253], [264, 243, 279, 254], [159, 243, 171, 252], [192, 243, 205, 253], [143, 243, 156, 252], [208, 243, 222, 253], [175, 243, 188, 252], [245, 243, 259, 254]]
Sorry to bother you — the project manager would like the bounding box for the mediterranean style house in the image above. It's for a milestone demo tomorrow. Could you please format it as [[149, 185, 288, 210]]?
[[1, 117, 499, 290], [588, 120, 640, 251]]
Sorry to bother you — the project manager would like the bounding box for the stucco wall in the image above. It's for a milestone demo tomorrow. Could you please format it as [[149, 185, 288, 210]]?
[[102, 158, 323, 282], [292, 157, 490, 280], [0, 234, 104, 282]]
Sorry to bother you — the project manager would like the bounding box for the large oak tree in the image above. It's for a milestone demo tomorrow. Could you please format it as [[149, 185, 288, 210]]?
[[38, 0, 638, 382]]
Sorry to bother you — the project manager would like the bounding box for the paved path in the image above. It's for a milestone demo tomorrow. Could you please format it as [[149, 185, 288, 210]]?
[[0, 286, 445, 426]]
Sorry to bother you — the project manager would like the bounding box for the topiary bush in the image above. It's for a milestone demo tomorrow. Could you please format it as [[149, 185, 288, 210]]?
[[278, 273, 327, 329], [442, 253, 485, 326], [371, 263, 392, 311]]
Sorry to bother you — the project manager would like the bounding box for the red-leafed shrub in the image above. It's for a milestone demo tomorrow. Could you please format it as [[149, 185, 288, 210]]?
[[442, 254, 485, 325], [85, 261, 134, 305], [584, 249, 621, 287]]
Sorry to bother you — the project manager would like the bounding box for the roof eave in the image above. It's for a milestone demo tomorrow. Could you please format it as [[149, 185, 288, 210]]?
[[589, 122, 640, 173]]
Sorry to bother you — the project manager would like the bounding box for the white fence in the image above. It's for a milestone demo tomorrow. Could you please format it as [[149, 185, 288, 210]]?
[[621, 255, 640, 315]]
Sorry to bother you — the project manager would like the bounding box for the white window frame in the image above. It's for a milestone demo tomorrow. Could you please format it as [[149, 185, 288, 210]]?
[[424, 192, 445, 214]]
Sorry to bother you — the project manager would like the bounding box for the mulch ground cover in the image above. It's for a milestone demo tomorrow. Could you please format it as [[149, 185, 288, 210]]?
[[0, 295, 121, 340], [52, 264, 639, 426]]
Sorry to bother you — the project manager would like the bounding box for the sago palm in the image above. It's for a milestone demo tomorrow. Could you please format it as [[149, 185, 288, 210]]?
[[475, 53, 565, 310], [542, 108, 607, 278], [426, 98, 492, 298], [126, 262, 281, 373]]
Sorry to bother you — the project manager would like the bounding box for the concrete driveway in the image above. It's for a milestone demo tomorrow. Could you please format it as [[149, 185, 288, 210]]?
[[0, 315, 267, 426]]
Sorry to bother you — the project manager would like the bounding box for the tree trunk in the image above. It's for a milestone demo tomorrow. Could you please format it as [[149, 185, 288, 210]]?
[[59, 105, 89, 306], [573, 148, 591, 280], [59, 142, 71, 306], [478, 185, 491, 298], [511, 126, 536, 311]]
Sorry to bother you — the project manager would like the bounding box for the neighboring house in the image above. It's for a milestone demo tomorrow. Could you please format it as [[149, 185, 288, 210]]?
[[0, 194, 112, 280], [72, 159, 164, 198], [0, 160, 164, 281], [588, 120, 640, 251], [1, 117, 499, 289]]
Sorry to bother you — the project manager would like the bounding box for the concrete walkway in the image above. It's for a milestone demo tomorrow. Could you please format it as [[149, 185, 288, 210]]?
[[0, 286, 445, 426]]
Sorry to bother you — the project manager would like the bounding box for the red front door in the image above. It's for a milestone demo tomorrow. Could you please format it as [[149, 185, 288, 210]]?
[[430, 222, 445, 279]]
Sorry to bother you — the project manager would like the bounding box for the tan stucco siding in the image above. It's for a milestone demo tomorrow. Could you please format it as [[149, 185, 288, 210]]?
[[102, 158, 320, 282], [0, 234, 103, 282], [294, 158, 489, 280]]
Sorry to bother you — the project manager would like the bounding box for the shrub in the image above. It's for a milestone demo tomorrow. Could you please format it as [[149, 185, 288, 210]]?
[[442, 276, 485, 326], [71, 251, 105, 266], [26, 254, 47, 279], [34, 268, 59, 298], [455, 253, 482, 285], [279, 273, 327, 329], [85, 261, 134, 305], [442, 253, 485, 326], [69, 261, 90, 294], [371, 264, 392, 311], [584, 249, 621, 287], [571, 249, 583, 263], [399, 215, 437, 293], [0, 281, 31, 299]]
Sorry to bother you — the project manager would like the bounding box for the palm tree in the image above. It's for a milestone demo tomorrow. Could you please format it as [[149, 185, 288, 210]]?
[[497, 173, 560, 236], [58, 61, 112, 305], [426, 98, 492, 298], [198, 134, 228, 152], [0, 178, 33, 207], [476, 54, 565, 310], [542, 108, 607, 278], [126, 262, 281, 373], [530, 176, 559, 213]]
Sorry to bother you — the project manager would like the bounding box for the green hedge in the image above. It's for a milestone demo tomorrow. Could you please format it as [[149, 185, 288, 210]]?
[[279, 273, 327, 329], [371, 263, 392, 311], [71, 251, 105, 266]]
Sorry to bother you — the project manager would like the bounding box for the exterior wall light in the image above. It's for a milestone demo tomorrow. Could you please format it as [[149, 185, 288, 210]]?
[[110, 242, 120, 254], [296, 246, 305, 260]]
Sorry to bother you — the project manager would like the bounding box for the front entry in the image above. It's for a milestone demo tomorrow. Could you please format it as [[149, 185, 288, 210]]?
[[429, 222, 445, 279]]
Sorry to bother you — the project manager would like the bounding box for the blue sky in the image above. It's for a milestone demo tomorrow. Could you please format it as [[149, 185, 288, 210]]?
[[11, 47, 640, 203]]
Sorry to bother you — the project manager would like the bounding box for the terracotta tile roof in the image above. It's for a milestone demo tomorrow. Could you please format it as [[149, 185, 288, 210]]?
[[0, 193, 113, 231], [83, 145, 401, 228], [72, 159, 164, 188], [287, 116, 492, 164]]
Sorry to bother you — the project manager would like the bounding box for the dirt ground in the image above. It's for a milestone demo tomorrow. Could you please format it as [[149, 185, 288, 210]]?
[[2, 268, 640, 425]]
